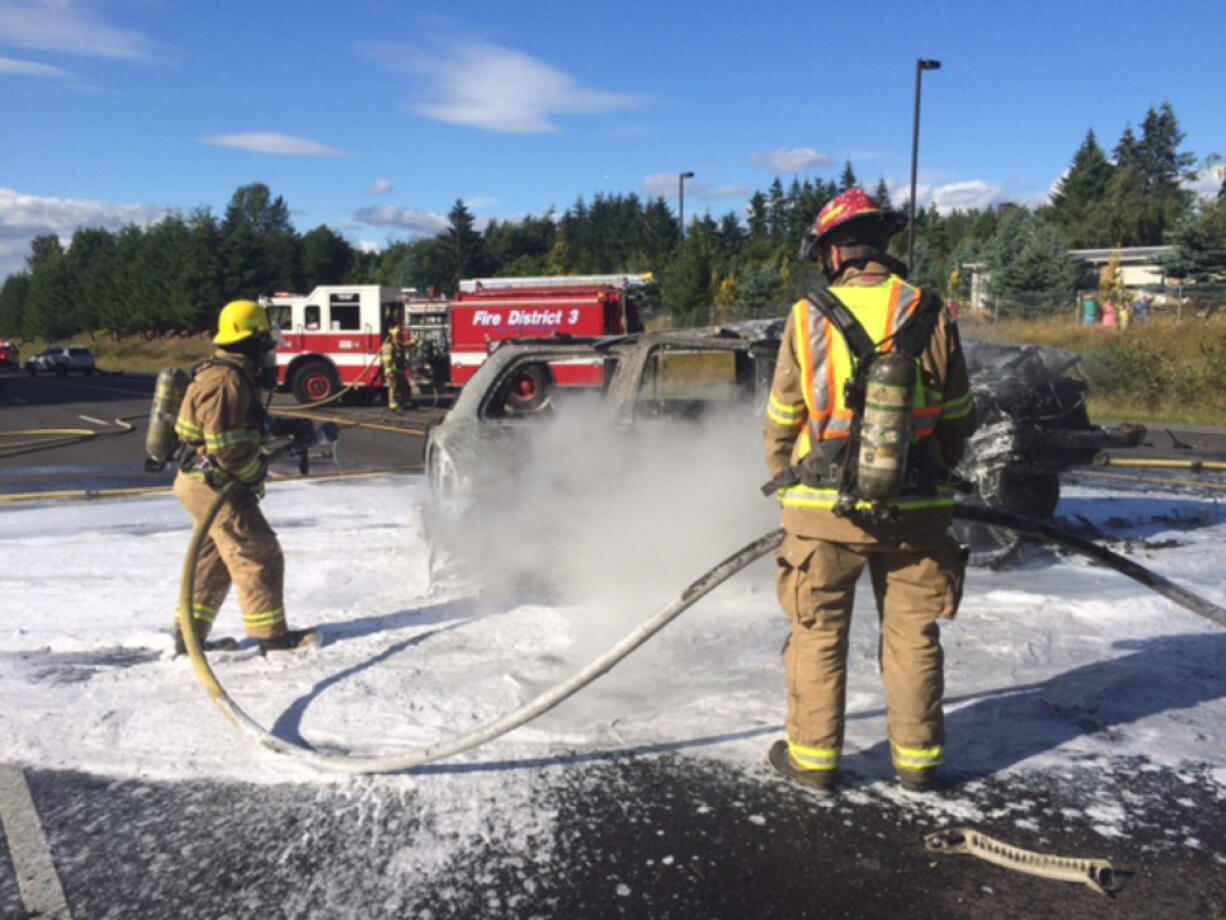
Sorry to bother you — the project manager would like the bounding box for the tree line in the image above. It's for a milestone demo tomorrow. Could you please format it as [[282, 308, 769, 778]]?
[[2, 101, 1223, 341]]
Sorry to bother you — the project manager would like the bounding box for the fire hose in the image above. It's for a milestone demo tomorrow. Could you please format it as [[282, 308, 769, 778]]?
[[178, 496, 1226, 774]]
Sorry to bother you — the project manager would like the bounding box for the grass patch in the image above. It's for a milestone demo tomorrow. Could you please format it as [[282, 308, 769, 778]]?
[[961, 315, 1226, 426], [17, 332, 215, 374]]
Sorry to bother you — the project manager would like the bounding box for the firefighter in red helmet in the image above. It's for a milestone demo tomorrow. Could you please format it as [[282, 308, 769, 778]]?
[[763, 188, 977, 794]]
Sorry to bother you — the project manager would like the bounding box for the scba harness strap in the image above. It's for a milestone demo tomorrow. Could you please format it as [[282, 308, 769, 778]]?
[[172, 359, 272, 486], [762, 285, 946, 519]]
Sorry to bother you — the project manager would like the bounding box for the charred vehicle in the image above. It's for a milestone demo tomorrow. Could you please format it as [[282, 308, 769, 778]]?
[[953, 340, 1144, 563], [424, 326, 1143, 569]]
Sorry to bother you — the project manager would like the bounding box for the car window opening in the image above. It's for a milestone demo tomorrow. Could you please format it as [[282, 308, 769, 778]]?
[[635, 347, 755, 421]]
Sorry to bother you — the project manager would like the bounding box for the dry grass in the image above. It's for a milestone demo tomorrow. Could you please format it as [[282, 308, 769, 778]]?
[[19, 332, 215, 373]]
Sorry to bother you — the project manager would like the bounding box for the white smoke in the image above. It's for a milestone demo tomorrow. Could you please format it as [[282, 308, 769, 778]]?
[[424, 391, 780, 650]]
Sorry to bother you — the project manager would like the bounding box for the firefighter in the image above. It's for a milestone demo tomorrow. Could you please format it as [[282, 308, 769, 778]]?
[[763, 188, 977, 794], [172, 300, 318, 654], [381, 325, 411, 410]]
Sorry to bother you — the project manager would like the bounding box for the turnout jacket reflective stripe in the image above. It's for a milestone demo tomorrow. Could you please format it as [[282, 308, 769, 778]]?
[[174, 352, 268, 485], [763, 263, 976, 542]]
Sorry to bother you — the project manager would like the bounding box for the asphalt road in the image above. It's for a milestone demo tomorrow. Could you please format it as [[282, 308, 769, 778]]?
[[2, 370, 1225, 918], [0, 370, 439, 495]]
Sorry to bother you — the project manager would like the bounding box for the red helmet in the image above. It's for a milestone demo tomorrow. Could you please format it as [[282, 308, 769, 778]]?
[[801, 188, 908, 260]]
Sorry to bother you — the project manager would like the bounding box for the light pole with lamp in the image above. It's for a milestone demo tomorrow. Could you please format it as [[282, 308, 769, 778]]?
[[908, 58, 941, 269], [678, 171, 694, 242]]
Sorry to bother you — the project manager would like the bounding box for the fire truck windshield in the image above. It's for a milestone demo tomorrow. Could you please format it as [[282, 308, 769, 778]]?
[[266, 304, 291, 330]]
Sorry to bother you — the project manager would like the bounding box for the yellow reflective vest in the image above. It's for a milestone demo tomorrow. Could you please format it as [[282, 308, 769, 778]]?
[[763, 270, 976, 538]]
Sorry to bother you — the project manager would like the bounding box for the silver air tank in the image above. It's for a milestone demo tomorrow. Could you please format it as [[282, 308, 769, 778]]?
[[145, 367, 190, 472], [855, 352, 915, 501]]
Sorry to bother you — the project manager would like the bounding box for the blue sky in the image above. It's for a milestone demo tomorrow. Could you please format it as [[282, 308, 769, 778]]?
[[2, 0, 1225, 280]]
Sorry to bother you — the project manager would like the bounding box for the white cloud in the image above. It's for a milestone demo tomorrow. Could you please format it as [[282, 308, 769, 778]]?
[[357, 240, 381, 254], [0, 53, 67, 77], [642, 174, 748, 204], [369, 179, 393, 196], [901, 179, 1012, 214], [0, 187, 167, 278], [352, 205, 450, 236], [369, 39, 640, 134], [748, 147, 834, 174], [1184, 164, 1225, 201], [200, 133, 349, 158], [464, 196, 497, 210], [0, 0, 157, 61]]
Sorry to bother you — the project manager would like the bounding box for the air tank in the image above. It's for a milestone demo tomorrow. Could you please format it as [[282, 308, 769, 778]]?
[[145, 367, 190, 472], [855, 352, 915, 501]]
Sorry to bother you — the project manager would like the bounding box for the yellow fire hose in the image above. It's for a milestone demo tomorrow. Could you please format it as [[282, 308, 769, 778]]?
[[0, 465, 423, 504], [0, 416, 138, 460], [1093, 453, 1226, 473]]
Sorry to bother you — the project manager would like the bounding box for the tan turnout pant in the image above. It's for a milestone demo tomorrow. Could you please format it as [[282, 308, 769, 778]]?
[[174, 472, 287, 640], [776, 529, 966, 774]]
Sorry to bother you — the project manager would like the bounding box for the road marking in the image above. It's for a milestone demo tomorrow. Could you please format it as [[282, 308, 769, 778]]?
[[77, 414, 109, 427], [11, 396, 28, 404], [0, 763, 73, 919]]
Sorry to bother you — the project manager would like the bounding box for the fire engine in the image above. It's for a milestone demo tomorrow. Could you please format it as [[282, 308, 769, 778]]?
[[263, 285, 407, 403], [449, 274, 652, 408], [263, 274, 653, 406]]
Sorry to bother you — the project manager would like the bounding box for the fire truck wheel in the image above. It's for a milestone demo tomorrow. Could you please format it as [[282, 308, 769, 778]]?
[[292, 360, 340, 404], [505, 363, 549, 411]]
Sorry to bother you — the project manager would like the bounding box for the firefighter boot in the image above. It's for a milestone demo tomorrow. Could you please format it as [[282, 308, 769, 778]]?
[[768, 741, 837, 795], [896, 768, 938, 792], [173, 630, 240, 656], [259, 627, 321, 654]]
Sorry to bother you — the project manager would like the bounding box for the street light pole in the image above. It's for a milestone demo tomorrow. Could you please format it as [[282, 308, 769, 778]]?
[[679, 171, 694, 242], [909, 58, 941, 269]]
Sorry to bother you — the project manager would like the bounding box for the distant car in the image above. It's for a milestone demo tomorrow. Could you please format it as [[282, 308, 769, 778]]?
[[0, 341, 18, 372], [26, 346, 96, 376]]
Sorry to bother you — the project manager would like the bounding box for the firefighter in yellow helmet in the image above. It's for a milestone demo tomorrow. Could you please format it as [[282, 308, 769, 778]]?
[[381, 324, 411, 410], [763, 189, 976, 794], [172, 300, 318, 654]]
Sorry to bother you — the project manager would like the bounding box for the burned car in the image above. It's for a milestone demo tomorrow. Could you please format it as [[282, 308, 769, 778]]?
[[954, 340, 1144, 564], [424, 326, 1143, 573], [425, 329, 776, 500]]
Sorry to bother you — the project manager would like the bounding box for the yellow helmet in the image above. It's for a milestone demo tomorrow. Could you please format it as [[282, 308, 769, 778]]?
[[214, 300, 271, 346], [391, 325, 402, 337]]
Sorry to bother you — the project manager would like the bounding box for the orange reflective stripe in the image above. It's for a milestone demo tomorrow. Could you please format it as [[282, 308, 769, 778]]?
[[794, 302, 819, 418], [881, 279, 903, 349]]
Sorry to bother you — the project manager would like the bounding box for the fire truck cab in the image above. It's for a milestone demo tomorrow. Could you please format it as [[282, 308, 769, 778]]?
[[449, 274, 651, 408], [265, 285, 404, 403]]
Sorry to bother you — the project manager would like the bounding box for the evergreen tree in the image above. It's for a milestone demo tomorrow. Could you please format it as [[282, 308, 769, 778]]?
[[1051, 129, 1114, 244], [0, 273, 30, 338], [442, 199, 486, 291], [301, 225, 354, 286], [839, 161, 858, 191], [65, 227, 116, 333], [765, 179, 788, 242], [746, 191, 769, 240], [23, 235, 74, 340], [873, 177, 892, 209], [1138, 102, 1196, 195], [1164, 198, 1226, 282], [220, 183, 299, 298]]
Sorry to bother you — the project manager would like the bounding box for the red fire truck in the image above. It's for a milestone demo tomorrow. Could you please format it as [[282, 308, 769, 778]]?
[[264, 275, 652, 405], [449, 274, 651, 406], [264, 285, 405, 403]]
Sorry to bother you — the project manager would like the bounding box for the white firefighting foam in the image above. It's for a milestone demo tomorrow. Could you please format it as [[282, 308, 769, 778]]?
[[1, 472, 1225, 876]]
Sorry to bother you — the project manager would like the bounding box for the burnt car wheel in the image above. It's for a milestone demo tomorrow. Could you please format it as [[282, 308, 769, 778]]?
[[292, 360, 339, 404], [504, 363, 549, 411]]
